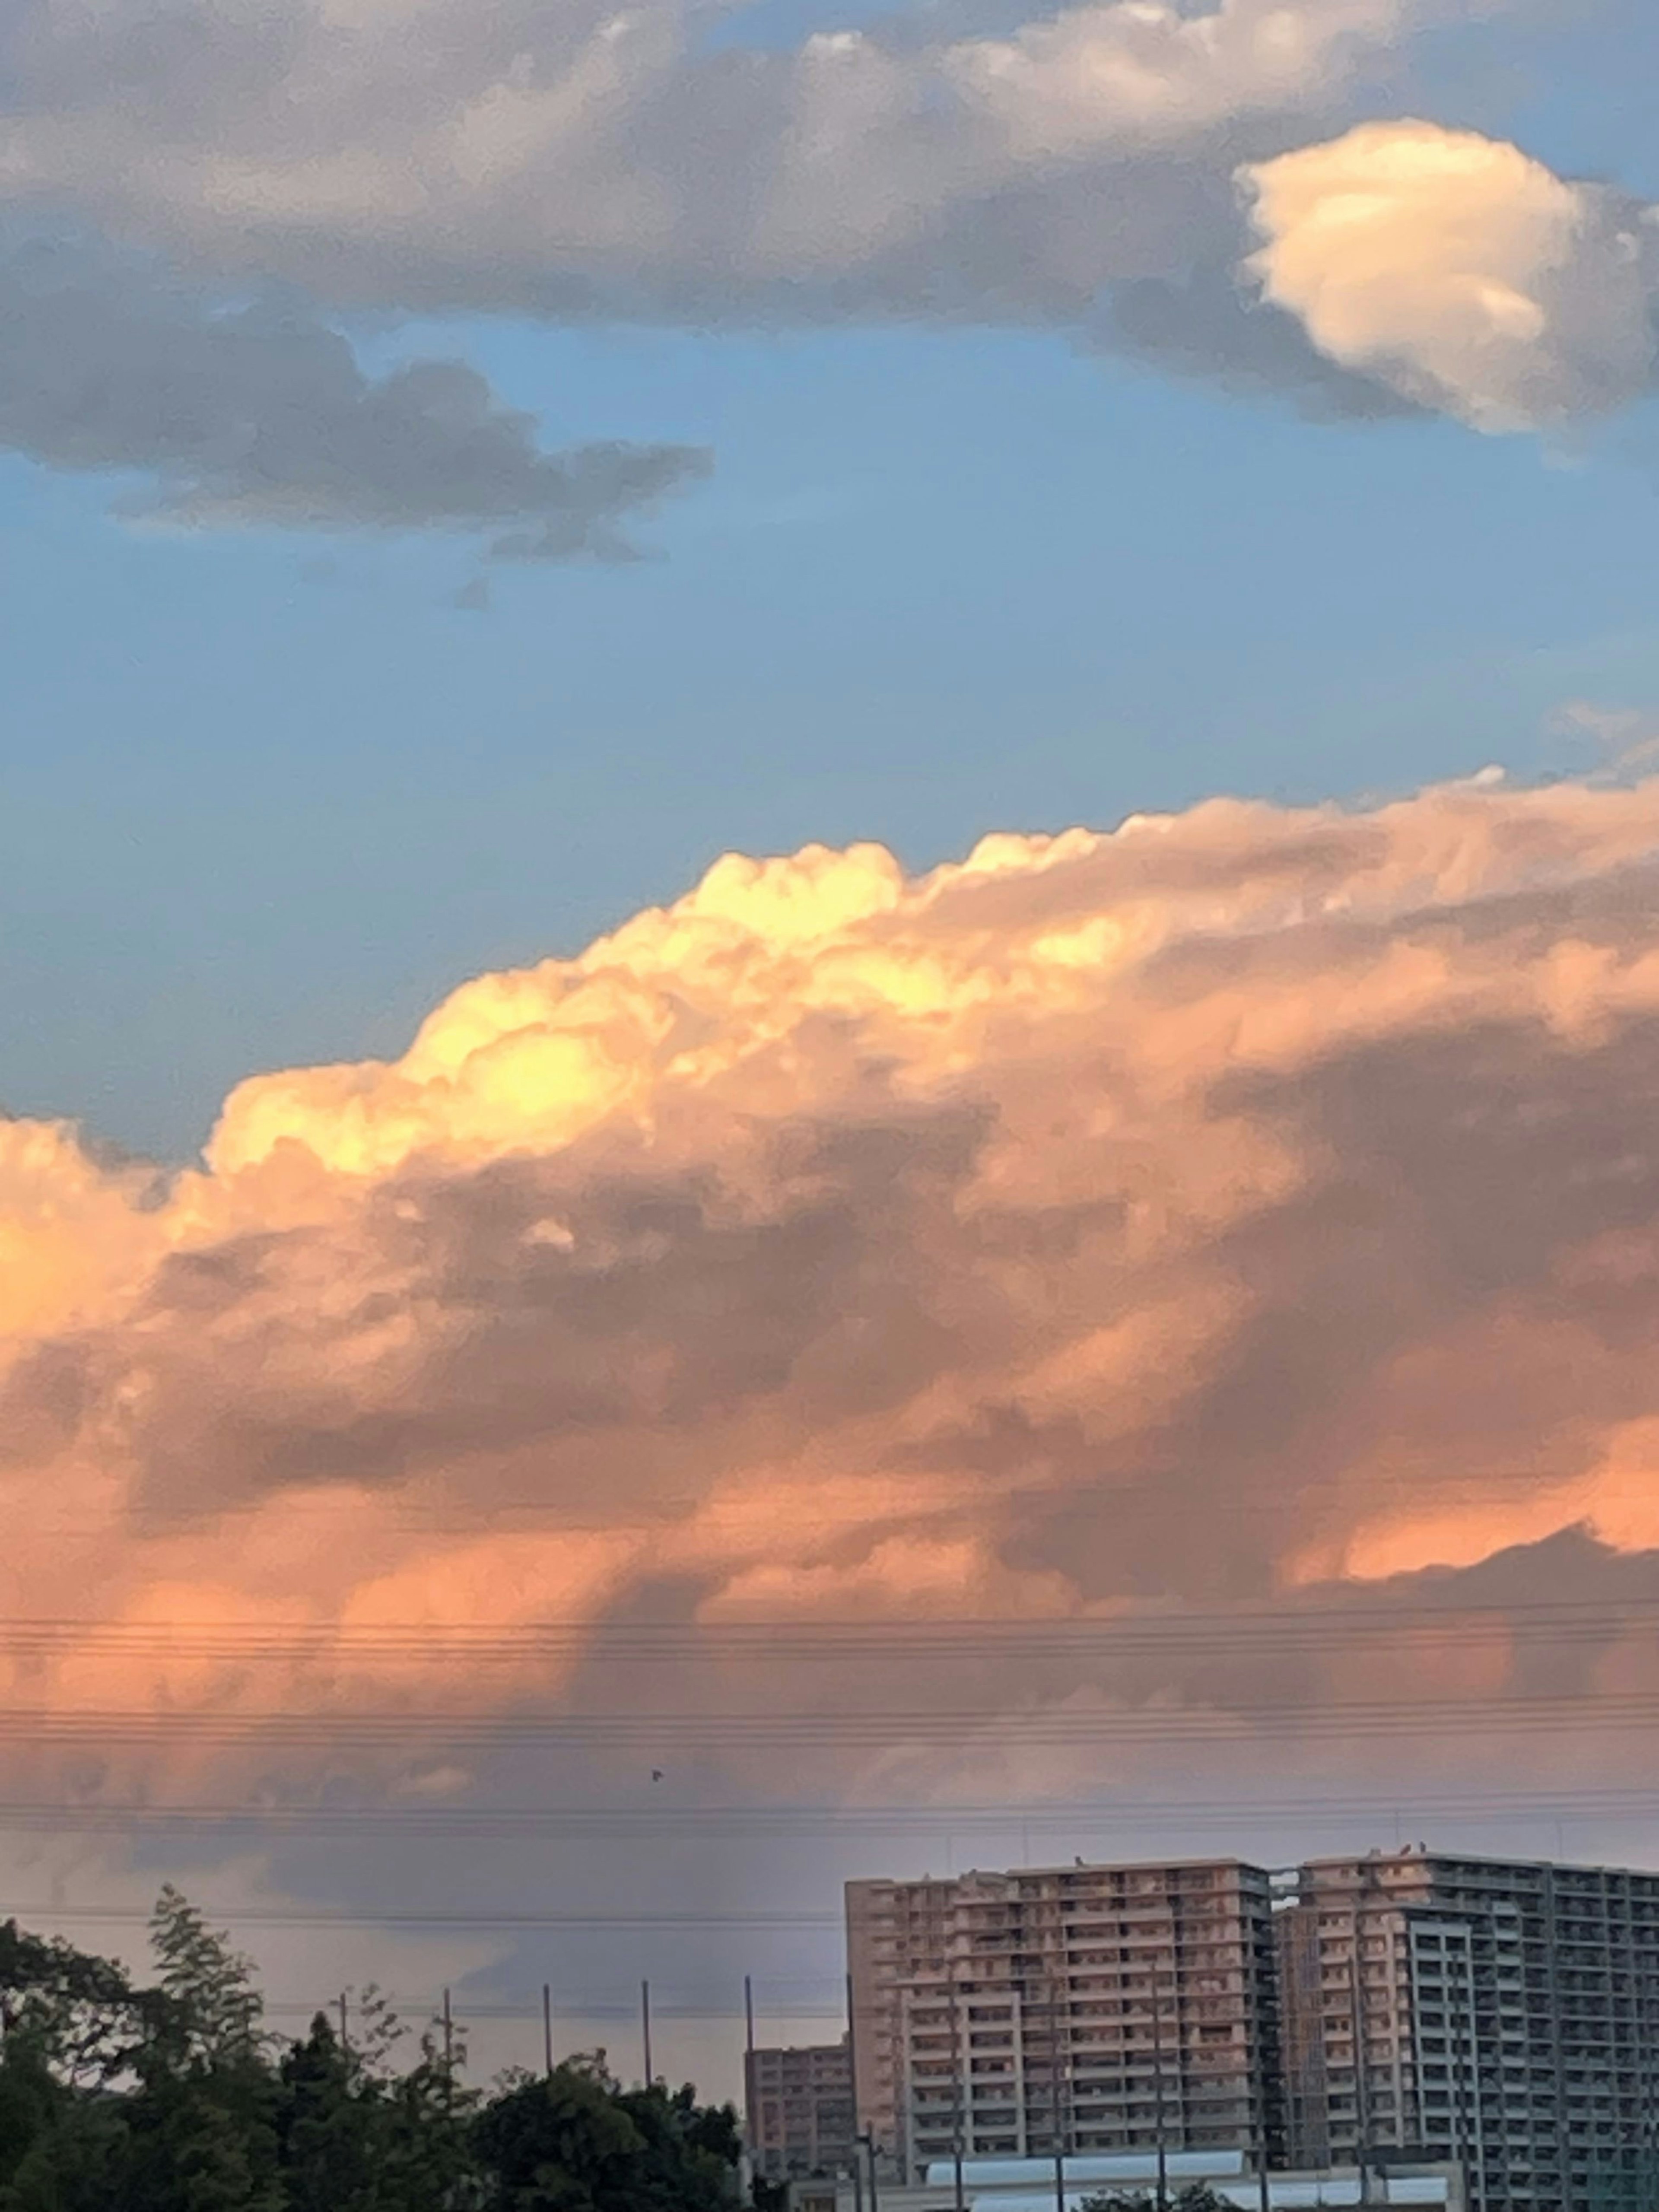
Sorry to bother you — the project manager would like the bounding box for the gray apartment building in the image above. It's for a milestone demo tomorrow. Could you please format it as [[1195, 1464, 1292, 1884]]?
[[1278, 1848, 1659, 2212], [845, 1859, 1284, 2183]]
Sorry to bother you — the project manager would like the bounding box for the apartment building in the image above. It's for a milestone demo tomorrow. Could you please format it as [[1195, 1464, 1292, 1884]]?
[[745, 2038, 858, 2182], [845, 1859, 1284, 2183], [1279, 1848, 1659, 2212]]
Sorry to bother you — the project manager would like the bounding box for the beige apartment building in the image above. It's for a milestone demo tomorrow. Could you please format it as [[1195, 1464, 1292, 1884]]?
[[1278, 1848, 1659, 2212], [845, 1859, 1285, 2183]]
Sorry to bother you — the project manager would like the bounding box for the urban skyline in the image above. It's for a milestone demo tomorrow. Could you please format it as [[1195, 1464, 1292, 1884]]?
[[735, 1844, 1659, 2212]]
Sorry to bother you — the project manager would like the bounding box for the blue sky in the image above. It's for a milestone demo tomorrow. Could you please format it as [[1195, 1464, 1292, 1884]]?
[[2, 0, 1657, 1160]]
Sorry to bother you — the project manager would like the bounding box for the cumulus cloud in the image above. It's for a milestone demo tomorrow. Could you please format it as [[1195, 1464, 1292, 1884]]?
[[0, 0, 1440, 329], [0, 0, 1652, 441], [11, 775, 1659, 1832], [1239, 120, 1659, 431], [0, 238, 709, 551], [0, 0, 1487, 529]]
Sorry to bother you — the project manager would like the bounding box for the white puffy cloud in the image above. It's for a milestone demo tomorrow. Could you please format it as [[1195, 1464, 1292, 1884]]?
[[1239, 119, 1659, 430]]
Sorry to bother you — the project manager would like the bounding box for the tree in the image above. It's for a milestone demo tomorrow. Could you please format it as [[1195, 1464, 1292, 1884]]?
[[1078, 2188, 1237, 2212], [372, 2012, 482, 2212], [470, 2053, 742, 2212], [276, 2015, 377, 2212], [613, 2079, 742, 2212], [0, 1920, 149, 2090], [0, 1918, 146, 2212], [0, 1904, 741, 2212], [472, 2057, 645, 2212], [98, 1888, 285, 2212], [145, 1890, 266, 2073]]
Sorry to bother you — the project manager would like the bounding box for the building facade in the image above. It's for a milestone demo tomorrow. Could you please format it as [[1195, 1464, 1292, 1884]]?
[[846, 1859, 1285, 2183], [1278, 1849, 1659, 2212], [746, 2037, 859, 2181]]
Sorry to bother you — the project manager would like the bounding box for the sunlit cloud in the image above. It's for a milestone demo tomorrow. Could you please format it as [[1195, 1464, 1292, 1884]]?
[[9, 773, 1659, 1818], [1240, 121, 1659, 432]]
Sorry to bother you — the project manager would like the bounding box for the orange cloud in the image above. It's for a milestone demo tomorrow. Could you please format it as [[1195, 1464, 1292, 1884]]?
[[10, 771, 1659, 1806]]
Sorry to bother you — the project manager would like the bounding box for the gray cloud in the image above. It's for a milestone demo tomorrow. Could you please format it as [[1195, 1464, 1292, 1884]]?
[[0, 239, 709, 551], [1095, 269, 1423, 420], [0, 0, 1639, 440], [0, 0, 1470, 383]]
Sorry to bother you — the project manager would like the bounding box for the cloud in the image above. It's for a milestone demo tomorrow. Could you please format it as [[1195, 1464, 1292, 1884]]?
[[0, 0, 1438, 327], [1, 0, 1653, 436], [12, 777, 1659, 1829], [0, 238, 709, 551], [1239, 120, 1659, 431]]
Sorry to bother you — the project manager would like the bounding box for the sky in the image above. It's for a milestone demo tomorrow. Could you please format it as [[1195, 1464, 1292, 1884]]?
[[0, 0, 1656, 1160], [7, 0, 1659, 2110]]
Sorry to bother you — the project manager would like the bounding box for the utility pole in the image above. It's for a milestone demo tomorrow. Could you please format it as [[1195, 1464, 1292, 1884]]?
[[845, 1973, 880, 2212], [542, 1984, 553, 2078], [953, 1980, 966, 2212], [744, 1974, 756, 2168], [1256, 2068, 1272, 2212], [845, 1972, 861, 2171], [1051, 1979, 1067, 2212], [338, 1992, 350, 2056], [1349, 1950, 1371, 2204], [1151, 1957, 1169, 2212], [1257, 2094, 1271, 2212], [641, 1980, 653, 2086]]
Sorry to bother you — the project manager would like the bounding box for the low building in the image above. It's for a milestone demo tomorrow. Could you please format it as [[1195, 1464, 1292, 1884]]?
[[747, 2035, 860, 2181], [786, 2149, 1465, 2212]]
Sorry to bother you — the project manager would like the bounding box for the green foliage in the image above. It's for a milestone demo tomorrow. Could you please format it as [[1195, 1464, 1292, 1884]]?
[[1077, 2188, 1237, 2212], [146, 1889, 267, 2072], [471, 2059, 644, 2211], [0, 1910, 743, 2212]]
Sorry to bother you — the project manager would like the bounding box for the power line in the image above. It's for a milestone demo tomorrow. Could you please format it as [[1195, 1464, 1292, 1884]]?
[[253, 1998, 846, 2023], [0, 1905, 842, 1929], [0, 1592, 1654, 1652], [1, 1692, 1658, 1745], [3, 1784, 1659, 1834]]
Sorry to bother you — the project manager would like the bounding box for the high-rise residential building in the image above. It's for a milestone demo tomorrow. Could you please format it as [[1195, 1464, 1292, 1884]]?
[[1278, 1847, 1659, 2212], [845, 1859, 1284, 2183], [745, 2037, 858, 2181]]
